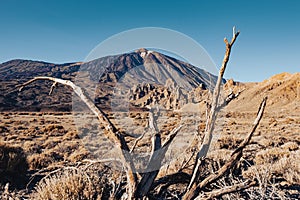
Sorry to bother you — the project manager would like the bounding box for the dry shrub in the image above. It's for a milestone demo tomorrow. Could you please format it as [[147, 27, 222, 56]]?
[[217, 135, 243, 150], [42, 139, 60, 149], [23, 140, 42, 154], [281, 141, 298, 151], [0, 125, 8, 133], [62, 131, 79, 140], [32, 169, 96, 200], [272, 150, 300, 185], [27, 126, 42, 135], [53, 140, 79, 153], [245, 150, 300, 185], [207, 149, 231, 167], [32, 164, 115, 200], [243, 164, 273, 185], [68, 147, 89, 163], [28, 151, 64, 170], [0, 142, 28, 188], [42, 124, 66, 136], [243, 164, 288, 199], [254, 147, 290, 164]]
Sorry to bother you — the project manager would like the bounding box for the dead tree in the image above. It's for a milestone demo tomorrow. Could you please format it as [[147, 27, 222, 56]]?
[[19, 27, 267, 199], [185, 27, 240, 195], [19, 78, 182, 199]]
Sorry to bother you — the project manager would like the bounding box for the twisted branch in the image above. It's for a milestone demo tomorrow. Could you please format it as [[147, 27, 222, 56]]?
[[19, 76, 138, 198], [184, 97, 267, 200], [186, 27, 240, 192]]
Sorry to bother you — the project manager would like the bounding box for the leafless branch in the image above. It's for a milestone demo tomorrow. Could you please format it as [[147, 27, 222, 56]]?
[[187, 27, 240, 192], [49, 82, 57, 95], [149, 107, 161, 155], [130, 131, 146, 153], [136, 124, 183, 197], [19, 76, 138, 198], [196, 180, 256, 200], [217, 89, 244, 111], [183, 97, 267, 200]]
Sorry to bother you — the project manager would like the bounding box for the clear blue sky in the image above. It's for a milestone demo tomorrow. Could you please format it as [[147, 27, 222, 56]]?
[[0, 0, 299, 82]]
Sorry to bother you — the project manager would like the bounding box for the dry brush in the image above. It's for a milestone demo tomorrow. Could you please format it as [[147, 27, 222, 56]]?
[[19, 27, 268, 199]]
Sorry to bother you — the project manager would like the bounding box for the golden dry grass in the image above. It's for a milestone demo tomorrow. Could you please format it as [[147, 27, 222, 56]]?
[[0, 109, 299, 199]]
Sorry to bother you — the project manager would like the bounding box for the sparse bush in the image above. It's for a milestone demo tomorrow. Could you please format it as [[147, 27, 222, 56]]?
[[272, 150, 300, 185], [254, 147, 290, 164], [42, 124, 66, 136], [32, 164, 115, 200], [0, 142, 28, 188], [243, 164, 289, 199], [218, 135, 243, 150], [27, 151, 63, 170], [68, 147, 89, 163], [281, 141, 298, 151], [33, 169, 96, 200], [245, 149, 300, 186]]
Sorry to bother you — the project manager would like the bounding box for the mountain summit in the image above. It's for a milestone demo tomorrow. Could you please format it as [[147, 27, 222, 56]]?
[[79, 48, 219, 90], [0, 49, 219, 111]]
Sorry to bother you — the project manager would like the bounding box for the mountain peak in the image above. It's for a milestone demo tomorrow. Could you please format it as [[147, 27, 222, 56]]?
[[134, 48, 153, 59], [79, 48, 219, 90], [135, 48, 149, 53]]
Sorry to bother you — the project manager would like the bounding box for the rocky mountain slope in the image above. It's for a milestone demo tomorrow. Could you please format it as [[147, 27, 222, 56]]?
[[0, 49, 219, 111], [0, 49, 298, 113], [0, 60, 81, 111]]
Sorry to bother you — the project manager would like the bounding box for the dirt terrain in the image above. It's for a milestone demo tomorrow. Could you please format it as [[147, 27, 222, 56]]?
[[0, 72, 299, 199]]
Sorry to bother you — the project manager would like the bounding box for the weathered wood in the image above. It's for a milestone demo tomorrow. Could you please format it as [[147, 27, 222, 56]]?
[[187, 27, 240, 191], [196, 180, 256, 200], [183, 97, 267, 200], [217, 89, 244, 111], [19, 76, 138, 198], [149, 107, 162, 155], [136, 125, 182, 197], [130, 131, 146, 153]]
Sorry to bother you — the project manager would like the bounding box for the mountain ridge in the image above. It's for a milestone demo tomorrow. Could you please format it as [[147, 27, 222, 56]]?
[[0, 49, 219, 111], [0, 49, 298, 113]]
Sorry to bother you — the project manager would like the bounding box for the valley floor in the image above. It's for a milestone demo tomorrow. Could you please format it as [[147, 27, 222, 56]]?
[[0, 110, 299, 199]]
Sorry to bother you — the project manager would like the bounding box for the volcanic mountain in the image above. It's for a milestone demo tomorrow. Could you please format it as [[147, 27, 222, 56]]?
[[0, 48, 219, 111], [78, 48, 218, 89]]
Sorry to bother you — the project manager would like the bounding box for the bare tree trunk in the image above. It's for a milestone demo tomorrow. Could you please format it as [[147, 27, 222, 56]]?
[[186, 27, 240, 192], [183, 97, 267, 200], [136, 124, 182, 197], [19, 27, 265, 200], [19, 77, 138, 198]]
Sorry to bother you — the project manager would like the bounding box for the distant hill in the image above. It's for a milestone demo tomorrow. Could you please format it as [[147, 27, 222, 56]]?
[[1, 50, 298, 113], [225, 72, 299, 114], [0, 49, 219, 111], [0, 60, 81, 111]]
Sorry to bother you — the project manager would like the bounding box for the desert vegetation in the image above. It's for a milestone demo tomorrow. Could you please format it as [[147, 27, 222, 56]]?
[[0, 28, 299, 199]]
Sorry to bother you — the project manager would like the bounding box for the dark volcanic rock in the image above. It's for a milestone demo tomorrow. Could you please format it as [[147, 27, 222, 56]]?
[[0, 49, 220, 111]]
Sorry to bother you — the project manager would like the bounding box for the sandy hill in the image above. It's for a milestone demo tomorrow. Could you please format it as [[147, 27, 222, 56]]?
[[226, 72, 299, 114]]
